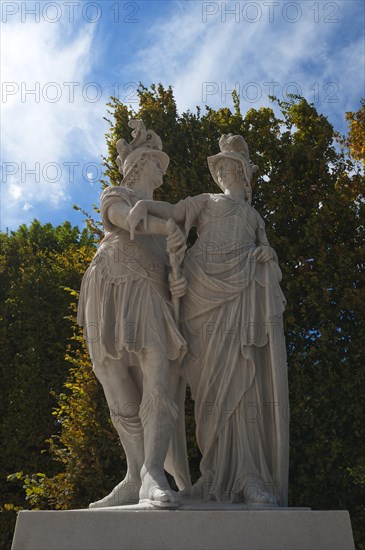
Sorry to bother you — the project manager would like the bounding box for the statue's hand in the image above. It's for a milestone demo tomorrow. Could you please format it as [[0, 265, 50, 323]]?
[[254, 245, 272, 263], [126, 201, 148, 240], [166, 220, 187, 264], [169, 272, 187, 298]]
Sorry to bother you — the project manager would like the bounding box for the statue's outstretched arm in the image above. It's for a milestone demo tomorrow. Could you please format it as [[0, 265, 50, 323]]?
[[108, 201, 183, 240], [126, 200, 186, 240], [127, 195, 211, 239]]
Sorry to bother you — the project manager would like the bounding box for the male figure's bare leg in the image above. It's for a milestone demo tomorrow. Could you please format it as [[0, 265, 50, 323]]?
[[89, 358, 144, 508], [138, 348, 180, 508]]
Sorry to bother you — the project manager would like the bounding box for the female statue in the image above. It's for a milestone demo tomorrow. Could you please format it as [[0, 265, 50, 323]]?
[[77, 120, 190, 509], [127, 134, 289, 506]]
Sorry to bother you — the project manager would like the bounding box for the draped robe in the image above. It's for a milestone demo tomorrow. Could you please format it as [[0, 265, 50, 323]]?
[[77, 186, 190, 490], [179, 194, 289, 505]]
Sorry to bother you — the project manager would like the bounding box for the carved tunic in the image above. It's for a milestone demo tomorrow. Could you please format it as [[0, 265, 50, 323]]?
[[77, 186, 186, 366], [179, 194, 289, 505]]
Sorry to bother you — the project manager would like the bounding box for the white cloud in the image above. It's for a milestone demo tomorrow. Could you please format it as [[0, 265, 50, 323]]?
[[9, 181, 23, 201], [1, 17, 106, 229], [125, 1, 364, 119], [1, 0, 363, 231]]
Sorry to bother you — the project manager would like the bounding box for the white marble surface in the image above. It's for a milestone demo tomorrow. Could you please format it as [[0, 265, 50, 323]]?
[[84, 497, 307, 511], [78, 124, 289, 510], [77, 120, 190, 509], [12, 509, 355, 550], [127, 132, 289, 505]]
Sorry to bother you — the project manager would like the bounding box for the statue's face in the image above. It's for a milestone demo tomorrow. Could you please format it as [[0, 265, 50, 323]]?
[[141, 156, 165, 189], [216, 158, 243, 190]]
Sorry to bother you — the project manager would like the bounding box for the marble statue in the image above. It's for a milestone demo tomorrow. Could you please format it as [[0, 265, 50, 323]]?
[[77, 120, 191, 509], [128, 133, 290, 506]]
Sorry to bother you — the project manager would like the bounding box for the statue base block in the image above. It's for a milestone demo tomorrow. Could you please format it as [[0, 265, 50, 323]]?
[[11, 506, 355, 550]]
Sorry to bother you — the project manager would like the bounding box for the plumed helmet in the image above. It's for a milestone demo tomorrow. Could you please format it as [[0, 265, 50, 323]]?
[[207, 134, 259, 198], [116, 120, 169, 187]]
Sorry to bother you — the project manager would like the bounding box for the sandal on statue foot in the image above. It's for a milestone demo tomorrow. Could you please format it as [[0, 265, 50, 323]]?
[[139, 486, 181, 509], [89, 481, 140, 508]]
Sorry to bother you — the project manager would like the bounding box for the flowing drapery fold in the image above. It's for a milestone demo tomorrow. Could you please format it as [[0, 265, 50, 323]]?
[[180, 194, 289, 505]]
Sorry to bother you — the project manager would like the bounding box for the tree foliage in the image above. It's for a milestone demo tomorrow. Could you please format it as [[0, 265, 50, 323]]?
[[344, 98, 365, 166], [0, 221, 95, 548], [2, 87, 364, 549]]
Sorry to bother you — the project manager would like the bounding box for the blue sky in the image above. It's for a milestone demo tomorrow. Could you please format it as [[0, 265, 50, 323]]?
[[1, 0, 364, 232]]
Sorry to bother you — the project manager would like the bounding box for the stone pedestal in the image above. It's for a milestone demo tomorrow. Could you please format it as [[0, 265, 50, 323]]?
[[11, 504, 355, 550]]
